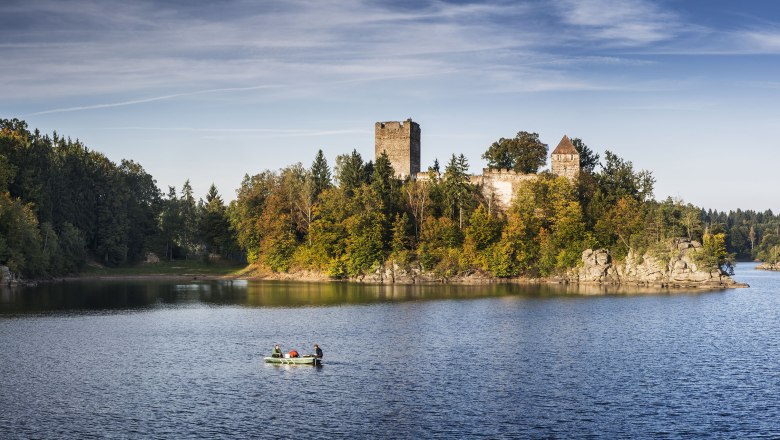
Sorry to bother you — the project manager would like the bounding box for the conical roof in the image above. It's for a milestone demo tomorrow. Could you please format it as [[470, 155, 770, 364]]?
[[552, 135, 578, 155]]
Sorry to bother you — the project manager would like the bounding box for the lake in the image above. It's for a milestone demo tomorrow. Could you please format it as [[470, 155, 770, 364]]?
[[1, 264, 778, 438]]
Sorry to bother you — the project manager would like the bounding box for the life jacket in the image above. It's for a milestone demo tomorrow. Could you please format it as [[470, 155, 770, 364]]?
[[288, 350, 299, 358]]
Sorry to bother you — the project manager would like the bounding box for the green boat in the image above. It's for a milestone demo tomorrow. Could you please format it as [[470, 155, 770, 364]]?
[[264, 356, 322, 366]]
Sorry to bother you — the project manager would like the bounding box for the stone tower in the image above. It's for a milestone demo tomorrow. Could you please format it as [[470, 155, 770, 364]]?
[[375, 119, 421, 179], [551, 135, 580, 180]]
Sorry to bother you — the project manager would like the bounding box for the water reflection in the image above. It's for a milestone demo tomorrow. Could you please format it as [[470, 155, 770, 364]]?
[[0, 278, 727, 314]]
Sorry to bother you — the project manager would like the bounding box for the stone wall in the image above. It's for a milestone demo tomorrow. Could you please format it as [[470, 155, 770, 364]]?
[[375, 119, 420, 179], [470, 168, 538, 209]]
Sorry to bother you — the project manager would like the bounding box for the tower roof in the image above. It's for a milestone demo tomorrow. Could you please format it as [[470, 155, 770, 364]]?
[[552, 135, 578, 155]]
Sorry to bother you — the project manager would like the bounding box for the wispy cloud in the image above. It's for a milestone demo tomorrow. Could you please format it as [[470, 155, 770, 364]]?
[[555, 0, 681, 46], [1, 0, 644, 108], [100, 126, 368, 137], [24, 85, 283, 116], [737, 29, 780, 52], [9, 0, 763, 114]]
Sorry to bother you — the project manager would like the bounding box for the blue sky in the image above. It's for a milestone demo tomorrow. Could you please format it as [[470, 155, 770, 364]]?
[[2, 0, 780, 211]]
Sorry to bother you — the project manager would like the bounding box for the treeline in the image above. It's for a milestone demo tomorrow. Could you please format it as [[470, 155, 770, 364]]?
[[231, 132, 731, 278], [0, 120, 745, 279], [0, 119, 235, 277], [704, 209, 780, 263]]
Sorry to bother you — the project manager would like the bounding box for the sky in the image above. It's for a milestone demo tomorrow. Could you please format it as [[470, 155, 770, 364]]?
[[2, 0, 780, 212]]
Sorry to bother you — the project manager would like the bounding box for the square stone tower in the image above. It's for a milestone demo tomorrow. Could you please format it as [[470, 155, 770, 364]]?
[[375, 119, 420, 179], [551, 135, 580, 180]]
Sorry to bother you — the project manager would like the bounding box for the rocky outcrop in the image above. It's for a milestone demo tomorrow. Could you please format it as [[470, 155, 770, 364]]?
[[756, 262, 780, 271], [571, 238, 746, 288], [1, 265, 23, 286], [354, 260, 497, 284]]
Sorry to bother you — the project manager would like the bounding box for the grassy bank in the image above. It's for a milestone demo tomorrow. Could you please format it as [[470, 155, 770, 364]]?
[[80, 260, 246, 277]]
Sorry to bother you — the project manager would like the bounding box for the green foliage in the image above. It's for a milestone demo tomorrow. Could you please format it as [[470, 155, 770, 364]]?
[[230, 172, 275, 263], [482, 131, 548, 173], [695, 233, 731, 271], [442, 154, 475, 227], [344, 186, 386, 276], [0, 193, 43, 276], [0, 119, 166, 273], [598, 150, 655, 204], [570, 138, 600, 174], [310, 149, 332, 198], [199, 184, 235, 256], [334, 149, 369, 196], [6, 118, 756, 282], [0, 154, 16, 193]]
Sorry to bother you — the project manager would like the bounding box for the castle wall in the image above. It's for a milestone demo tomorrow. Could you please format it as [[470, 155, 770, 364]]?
[[472, 168, 538, 209], [375, 119, 420, 178]]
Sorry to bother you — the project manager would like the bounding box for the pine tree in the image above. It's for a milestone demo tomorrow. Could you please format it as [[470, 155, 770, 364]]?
[[310, 149, 331, 198], [180, 180, 198, 258]]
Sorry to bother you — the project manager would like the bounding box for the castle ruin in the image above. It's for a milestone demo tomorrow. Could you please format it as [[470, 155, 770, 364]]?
[[375, 119, 580, 208], [375, 119, 421, 179]]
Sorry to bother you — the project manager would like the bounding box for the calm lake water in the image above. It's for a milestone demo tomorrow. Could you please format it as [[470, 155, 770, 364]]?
[[1, 264, 778, 439]]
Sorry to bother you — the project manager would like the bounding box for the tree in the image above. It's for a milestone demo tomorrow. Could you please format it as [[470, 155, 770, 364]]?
[[570, 137, 600, 174], [442, 154, 474, 228], [334, 149, 367, 196], [296, 171, 317, 246], [403, 179, 430, 240], [118, 159, 160, 263], [229, 171, 275, 263], [595, 197, 644, 257], [749, 224, 756, 251], [0, 154, 15, 193], [179, 180, 198, 258], [158, 186, 182, 260], [371, 151, 396, 212], [310, 149, 332, 198], [0, 193, 44, 276], [598, 150, 655, 204], [199, 184, 234, 256], [344, 186, 385, 276], [482, 131, 548, 173], [308, 187, 350, 271]]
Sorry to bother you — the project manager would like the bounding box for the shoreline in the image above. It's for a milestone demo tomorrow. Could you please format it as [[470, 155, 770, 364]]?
[[38, 272, 750, 292], [7, 266, 749, 290]]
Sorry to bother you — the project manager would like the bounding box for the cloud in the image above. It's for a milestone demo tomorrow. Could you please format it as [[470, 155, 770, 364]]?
[[0, 0, 570, 104], [2, 0, 697, 113], [555, 0, 680, 46], [100, 126, 368, 138], [737, 29, 780, 52], [24, 85, 283, 116]]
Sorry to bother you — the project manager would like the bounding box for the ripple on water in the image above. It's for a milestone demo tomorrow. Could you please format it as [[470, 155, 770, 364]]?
[[0, 265, 779, 438]]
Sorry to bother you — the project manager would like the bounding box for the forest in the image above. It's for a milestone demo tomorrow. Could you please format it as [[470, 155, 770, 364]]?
[[1, 118, 776, 279]]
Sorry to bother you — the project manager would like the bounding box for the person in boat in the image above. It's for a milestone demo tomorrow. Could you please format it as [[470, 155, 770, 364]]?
[[314, 344, 323, 359], [271, 344, 282, 358], [288, 349, 299, 358]]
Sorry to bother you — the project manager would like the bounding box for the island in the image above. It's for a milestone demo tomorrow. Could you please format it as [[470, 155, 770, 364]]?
[[0, 118, 758, 289]]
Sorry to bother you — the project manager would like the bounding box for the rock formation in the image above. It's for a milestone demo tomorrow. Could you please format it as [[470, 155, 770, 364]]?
[[756, 262, 780, 270], [1, 265, 21, 286], [571, 238, 746, 288]]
